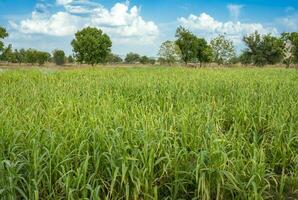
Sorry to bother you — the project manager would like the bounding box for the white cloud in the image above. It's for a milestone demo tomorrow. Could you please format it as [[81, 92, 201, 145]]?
[[63, 0, 102, 14], [56, 0, 73, 6], [277, 13, 298, 31], [90, 3, 158, 39], [227, 4, 244, 19], [10, 1, 159, 44], [11, 11, 84, 36], [178, 12, 277, 44], [178, 13, 221, 32]]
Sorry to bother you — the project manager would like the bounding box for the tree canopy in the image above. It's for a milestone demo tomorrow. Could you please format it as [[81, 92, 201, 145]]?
[[125, 53, 140, 64], [67, 55, 74, 63], [53, 49, 66, 65], [71, 27, 112, 65], [1, 25, 298, 68], [159, 40, 181, 65], [0, 27, 8, 53], [175, 27, 198, 64], [195, 37, 213, 66], [107, 53, 123, 64], [242, 31, 283, 66], [210, 34, 236, 65], [175, 27, 212, 66], [281, 32, 298, 64]]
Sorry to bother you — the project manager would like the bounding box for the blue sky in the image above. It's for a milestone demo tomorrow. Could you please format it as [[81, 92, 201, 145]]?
[[0, 0, 298, 56]]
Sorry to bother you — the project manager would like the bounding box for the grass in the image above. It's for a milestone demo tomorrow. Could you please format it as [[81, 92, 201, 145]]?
[[0, 67, 297, 200]]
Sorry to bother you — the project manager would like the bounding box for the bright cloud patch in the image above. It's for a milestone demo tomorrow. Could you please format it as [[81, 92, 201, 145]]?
[[277, 13, 298, 31], [178, 13, 277, 44], [10, 1, 159, 44], [227, 4, 244, 19], [10, 11, 84, 36], [56, 0, 73, 6]]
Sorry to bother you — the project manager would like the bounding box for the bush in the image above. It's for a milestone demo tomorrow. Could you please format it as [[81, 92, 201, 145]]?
[[53, 49, 66, 65]]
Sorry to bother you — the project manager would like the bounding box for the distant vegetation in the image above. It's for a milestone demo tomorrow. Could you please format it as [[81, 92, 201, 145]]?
[[0, 25, 298, 67], [71, 27, 112, 65], [53, 49, 66, 65]]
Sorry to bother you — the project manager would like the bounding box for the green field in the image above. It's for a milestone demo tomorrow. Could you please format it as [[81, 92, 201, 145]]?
[[0, 67, 297, 199]]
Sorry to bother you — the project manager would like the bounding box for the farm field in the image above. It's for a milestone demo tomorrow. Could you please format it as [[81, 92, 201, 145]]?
[[0, 67, 297, 199]]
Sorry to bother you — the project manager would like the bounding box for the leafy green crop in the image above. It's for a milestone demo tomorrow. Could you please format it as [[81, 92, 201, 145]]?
[[0, 67, 297, 199]]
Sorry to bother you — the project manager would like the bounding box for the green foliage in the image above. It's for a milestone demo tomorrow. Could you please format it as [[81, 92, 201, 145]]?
[[159, 40, 181, 65], [107, 53, 123, 64], [14, 49, 27, 64], [0, 46, 50, 65], [0, 26, 8, 53], [158, 57, 167, 65], [211, 34, 236, 65], [71, 27, 112, 65], [53, 49, 66, 65], [140, 56, 152, 64], [24, 49, 39, 65], [175, 27, 212, 66], [239, 51, 252, 65], [262, 34, 284, 64], [67, 55, 74, 63], [0, 44, 14, 62], [175, 26, 198, 64], [195, 37, 213, 66], [125, 52, 140, 64], [0, 68, 297, 199], [1, 48, 50, 65], [140, 56, 155, 65], [35, 51, 50, 65], [281, 32, 298, 63], [148, 58, 156, 65], [242, 31, 283, 66]]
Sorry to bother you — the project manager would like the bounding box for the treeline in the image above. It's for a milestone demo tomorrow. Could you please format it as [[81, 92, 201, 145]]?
[[0, 26, 155, 66], [158, 27, 298, 67], [1, 25, 298, 67], [0, 47, 77, 66]]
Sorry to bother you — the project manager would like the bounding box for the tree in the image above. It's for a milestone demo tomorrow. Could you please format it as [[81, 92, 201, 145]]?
[[281, 32, 298, 63], [67, 55, 74, 63], [229, 56, 240, 64], [25, 49, 38, 65], [239, 51, 251, 65], [107, 53, 123, 64], [158, 57, 167, 65], [261, 34, 283, 65], [149, 58, 156, 65], [0, 46, 50, 65], [242, 31, 283, 66], [0, 44, 14, 62], [283, 40, 295, 68], [14, 49, 26, 64], [71, 27, 112, 65], [210, 34, 236, 65], [242, 31, 264, 66], [158, 40, 181, 65], [125, 53, 140, 64], [175, 26, 198, 64], [175, 27, 212, 66], [195, 37, 213, 67], [53, 49, 66, 65], [36, 51, 50, 65], [0, 26, 8, 53], [140, 56, 150, 64]]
